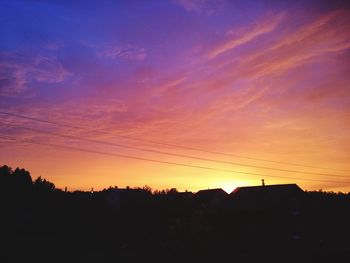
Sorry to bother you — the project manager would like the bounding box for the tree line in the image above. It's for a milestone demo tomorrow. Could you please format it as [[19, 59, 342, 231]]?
[[0, 164, 349, 263]]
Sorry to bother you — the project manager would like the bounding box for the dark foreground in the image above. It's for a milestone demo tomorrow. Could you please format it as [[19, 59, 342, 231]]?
[[1, 165, 350, 262]]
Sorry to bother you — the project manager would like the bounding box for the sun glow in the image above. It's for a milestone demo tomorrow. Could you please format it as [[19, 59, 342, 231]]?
[[222, 185, 236, 194]]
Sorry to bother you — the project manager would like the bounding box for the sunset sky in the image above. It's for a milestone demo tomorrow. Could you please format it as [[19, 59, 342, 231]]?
[[1, 0, 350, 193]]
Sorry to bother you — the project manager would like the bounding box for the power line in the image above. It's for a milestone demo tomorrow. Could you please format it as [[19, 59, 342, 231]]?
[[0, 135, 348, 185], [1, 121, 350, 179], [0, 110, 349, 173]]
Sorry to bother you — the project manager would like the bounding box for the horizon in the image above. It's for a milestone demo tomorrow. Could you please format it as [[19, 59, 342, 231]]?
[[1, 0, 350, 193], [0, 163, 346, 195]]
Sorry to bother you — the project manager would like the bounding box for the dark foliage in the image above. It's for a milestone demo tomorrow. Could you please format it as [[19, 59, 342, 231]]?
[[0, 164, 349, 263]]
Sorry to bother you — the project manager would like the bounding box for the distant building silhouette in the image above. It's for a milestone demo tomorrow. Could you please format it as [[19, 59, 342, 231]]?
[[195, 188, 227, 207], [105, 188, 150, 208]]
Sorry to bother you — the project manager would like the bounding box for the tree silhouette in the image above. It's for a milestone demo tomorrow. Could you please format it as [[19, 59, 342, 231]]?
[[34, 176, 55, 192], [0, 165, 12, 191], [0, 165, 32, 191]]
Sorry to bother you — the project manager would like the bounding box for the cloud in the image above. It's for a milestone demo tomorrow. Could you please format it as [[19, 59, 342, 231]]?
[[0, 96, 130, 147], [44, 41, 63, 51], [174, 0, 226, 15], [124, 9, 350, 150], [207, 12, 285, 59], [202, 10, 350, 91], [150, 76, 187, 98], [81, 41, 147, 61], [0, 51, 70, 96], [97, 44, 146, 61], [239, 10, 350, 79]]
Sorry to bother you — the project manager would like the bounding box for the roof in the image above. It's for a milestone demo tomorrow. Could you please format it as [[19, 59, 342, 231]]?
[[196, 188, 227, 196], [229, 184, 304, 209], [195, 188, 228, 203], [231, 184, 303, 195]]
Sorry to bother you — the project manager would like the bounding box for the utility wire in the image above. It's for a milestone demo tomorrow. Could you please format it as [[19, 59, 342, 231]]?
[[1, 110, 349, 173], [0, 135, 348, 185], [1, 121, 349, 179]]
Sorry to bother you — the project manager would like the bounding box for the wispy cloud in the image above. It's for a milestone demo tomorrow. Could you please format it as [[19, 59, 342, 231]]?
[[97, 44, 146, 61], [174, 0, 226, 15], [150, 76, 187, 98], [207, 12, 285, 59], [236, 10, 350, 80], [99, 44, 146, 61], [1, 2, 350, 191], [81, 41, 147, 61], [43, 41, 63, 51], [128, 9, 350, 152], [0, 51, 70, 96]]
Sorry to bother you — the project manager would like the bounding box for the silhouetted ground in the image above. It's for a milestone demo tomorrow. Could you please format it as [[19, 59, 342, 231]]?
[[1, 165, 350, 262]]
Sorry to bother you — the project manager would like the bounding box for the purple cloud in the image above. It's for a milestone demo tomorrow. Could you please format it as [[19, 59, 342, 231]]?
[[174, 0, 226, 15], [97, 44, 146, 61], [0, 51, 70, 96]]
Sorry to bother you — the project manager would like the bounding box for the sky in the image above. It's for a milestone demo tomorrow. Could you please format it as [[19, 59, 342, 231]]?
[[1, 0, 350, 193]]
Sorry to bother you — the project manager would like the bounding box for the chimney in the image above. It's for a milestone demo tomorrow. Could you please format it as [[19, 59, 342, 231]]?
[[262, 179, 265, 186]]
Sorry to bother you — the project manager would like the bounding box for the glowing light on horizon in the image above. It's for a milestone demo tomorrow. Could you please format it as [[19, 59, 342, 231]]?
[[1, 0, 350, 192]]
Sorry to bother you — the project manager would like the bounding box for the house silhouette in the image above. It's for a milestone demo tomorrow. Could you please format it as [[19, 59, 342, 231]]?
[[195, 188, 228, 207], [229, 183, 304, 211]]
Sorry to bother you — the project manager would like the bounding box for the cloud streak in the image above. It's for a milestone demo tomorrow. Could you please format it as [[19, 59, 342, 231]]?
[[96, 43, 146, 61], [207, 12, 285, 59]]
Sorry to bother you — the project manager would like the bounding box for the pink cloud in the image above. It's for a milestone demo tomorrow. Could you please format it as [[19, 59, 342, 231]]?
[[197, 9, 350, 100], [119, 9, 350, 155], [207, 12, 285, 59], [236, 10, 350, 78]]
